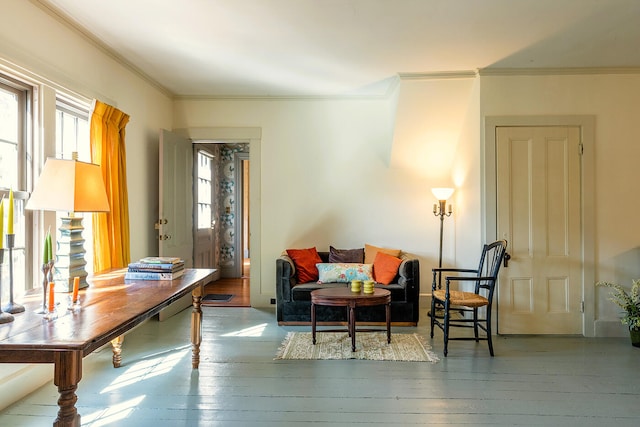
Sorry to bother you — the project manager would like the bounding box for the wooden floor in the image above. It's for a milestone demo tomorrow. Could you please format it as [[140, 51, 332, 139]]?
[[202, 277, 250, 307], [2, 301, 640, 426]]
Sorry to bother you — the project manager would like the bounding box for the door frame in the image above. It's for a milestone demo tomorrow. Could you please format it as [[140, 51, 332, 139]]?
[[483, 115, 596, 337], [173, 127, 265, 306], [232, 151, 249, 278]]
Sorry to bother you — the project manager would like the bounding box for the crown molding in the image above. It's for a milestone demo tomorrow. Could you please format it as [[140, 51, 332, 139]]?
[[478, 67, 640, 76], [398, 71, 478, 80]]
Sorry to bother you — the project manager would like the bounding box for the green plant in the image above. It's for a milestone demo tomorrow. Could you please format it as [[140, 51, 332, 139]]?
[[597, 279, 640, 329]]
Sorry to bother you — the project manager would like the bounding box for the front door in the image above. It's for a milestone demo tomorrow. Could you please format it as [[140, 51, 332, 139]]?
[[496, 126, 582, 334]]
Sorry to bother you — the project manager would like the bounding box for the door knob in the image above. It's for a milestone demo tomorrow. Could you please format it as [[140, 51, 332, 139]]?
[[504, 252, 511, 267]]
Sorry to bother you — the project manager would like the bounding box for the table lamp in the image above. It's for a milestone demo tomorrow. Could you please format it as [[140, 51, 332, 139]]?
[[26, 156, 110, 291]]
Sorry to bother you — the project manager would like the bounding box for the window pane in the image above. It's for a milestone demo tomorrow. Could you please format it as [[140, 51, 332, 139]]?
[[197, 151, 213, 230], [0, 87, 19, 189], [0, 87, 18, 141]]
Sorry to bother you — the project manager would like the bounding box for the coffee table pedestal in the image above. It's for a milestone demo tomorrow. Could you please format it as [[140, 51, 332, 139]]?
[[311, 287, 391, 351]]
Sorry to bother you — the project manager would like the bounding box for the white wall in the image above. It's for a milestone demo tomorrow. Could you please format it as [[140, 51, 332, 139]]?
[[174, 76, 479, 303], [481, 72, 640, 335], [1, 0, 171, 411]]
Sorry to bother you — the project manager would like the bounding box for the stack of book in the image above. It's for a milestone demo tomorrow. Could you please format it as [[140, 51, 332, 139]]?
[[125, 256, 185, 280]]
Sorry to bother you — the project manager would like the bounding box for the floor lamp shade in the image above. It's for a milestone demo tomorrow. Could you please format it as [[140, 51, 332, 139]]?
[[26, 158, 110, 292]]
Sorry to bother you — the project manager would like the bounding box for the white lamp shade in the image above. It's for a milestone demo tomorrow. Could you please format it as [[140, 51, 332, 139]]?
[[25, 158, 110, 213], [431, 187, 454, 201]]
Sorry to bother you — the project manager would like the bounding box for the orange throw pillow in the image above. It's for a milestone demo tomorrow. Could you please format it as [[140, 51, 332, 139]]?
[[286, 247, 322, 283], [364, 243, 401, 264], [373, 251, 402, 285]]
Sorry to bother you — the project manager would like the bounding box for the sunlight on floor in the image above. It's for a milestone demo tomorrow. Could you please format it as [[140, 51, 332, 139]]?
[[222, 323, 267, 337], [100, 346, 190, 393], [82, 395, 146, 427]]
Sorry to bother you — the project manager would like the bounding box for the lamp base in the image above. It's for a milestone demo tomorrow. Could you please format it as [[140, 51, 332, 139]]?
[[54, 216, 90, 293]]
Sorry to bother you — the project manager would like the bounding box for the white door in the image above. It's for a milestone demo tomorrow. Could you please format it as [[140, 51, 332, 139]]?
[[194, 149, 215, 268], [496, 126, 582, 334], [159, 129, 194, 267]]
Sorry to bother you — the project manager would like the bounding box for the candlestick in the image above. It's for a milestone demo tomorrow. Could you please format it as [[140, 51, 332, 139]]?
[[0, 250, 15, 324], [35, 263, 51, 314], [2, 234, 25, 314]]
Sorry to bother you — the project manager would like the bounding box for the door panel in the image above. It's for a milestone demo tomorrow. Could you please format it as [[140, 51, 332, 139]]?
[[497, 126, 582, 334], [159, 129, 193, 267]]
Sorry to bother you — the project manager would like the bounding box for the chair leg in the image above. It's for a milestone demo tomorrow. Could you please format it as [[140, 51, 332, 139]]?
[[486, 308, 494, 357], [473, 308, 479, 342], [443, 299, 450, 357], [430, 296, 436, 339]]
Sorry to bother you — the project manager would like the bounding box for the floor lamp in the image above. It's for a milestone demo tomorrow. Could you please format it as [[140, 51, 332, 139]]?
[[432, 187, 454, 268], [26, 157, 110, 292]]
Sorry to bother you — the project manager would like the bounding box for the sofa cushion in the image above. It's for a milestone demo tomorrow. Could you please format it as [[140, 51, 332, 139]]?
[[364, 243, 401, 264], [291, 282, 345, 301], [286, 247, 322, 284], [373, 251, 403, 285], [316, 263, 373, 283], [328, 246, 364, 263]]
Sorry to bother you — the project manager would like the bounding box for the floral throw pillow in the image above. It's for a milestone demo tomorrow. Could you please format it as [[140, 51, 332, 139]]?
[[316, 263, 373, 283]]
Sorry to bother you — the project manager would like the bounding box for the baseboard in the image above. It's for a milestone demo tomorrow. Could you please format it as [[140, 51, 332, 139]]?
[[594, 320, 629, 337], [0, 364, 52, 411]]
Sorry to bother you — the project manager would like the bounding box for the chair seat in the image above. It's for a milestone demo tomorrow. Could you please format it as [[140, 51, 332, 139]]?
[[432, 290, 488, 308]]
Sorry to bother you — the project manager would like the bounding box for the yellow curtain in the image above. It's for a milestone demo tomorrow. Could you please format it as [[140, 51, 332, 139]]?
[[90, 100, 131, 272]]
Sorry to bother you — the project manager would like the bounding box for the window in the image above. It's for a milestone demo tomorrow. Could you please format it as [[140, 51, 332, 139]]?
[[197, 150, 214, 230], [56, 98, 90, 162], [55, 97, 94, 274], [0, 77, 30, 297]]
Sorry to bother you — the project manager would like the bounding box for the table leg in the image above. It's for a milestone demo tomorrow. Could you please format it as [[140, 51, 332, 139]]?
[[386, 302, 391, 344], [350, 305, 356, 352], [311, 302, 316, 344], [110, 335, 124, 368], [53, 350, 82, 427], [191, 284, 203, 369]]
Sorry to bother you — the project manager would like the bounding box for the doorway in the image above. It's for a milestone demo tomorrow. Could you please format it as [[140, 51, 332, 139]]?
[[195, 142, 250, 307], [484, 116, 596, 336]]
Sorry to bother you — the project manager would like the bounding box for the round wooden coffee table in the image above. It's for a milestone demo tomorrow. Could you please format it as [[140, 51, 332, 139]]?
[[311, 287, 391, 352]]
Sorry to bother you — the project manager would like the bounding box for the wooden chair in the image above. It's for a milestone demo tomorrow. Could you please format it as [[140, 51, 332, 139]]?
[[429, 240, 508, 357]]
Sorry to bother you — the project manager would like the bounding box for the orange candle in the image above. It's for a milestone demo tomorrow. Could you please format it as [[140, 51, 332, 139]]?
[[72, 277, 80, 303], [48, 282, 55, 312]]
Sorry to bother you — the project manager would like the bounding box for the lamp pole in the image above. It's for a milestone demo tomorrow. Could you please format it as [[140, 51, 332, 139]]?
[[433, 199, 452, 268]]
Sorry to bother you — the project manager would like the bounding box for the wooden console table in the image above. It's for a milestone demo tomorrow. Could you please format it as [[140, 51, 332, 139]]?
[[0, 268, 216, 427]]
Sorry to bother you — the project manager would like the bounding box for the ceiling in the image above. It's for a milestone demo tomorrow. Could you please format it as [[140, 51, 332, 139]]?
[[38, 0, 640, 98]]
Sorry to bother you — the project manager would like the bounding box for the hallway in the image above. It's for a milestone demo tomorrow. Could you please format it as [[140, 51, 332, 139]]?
[[202, 259, 251, 307]]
